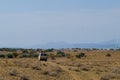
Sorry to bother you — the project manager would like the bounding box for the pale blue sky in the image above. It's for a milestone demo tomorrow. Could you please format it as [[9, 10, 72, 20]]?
[[0, 0, 120, 47]]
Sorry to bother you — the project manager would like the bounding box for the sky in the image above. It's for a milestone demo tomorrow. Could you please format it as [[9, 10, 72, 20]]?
[[0, 0, 120, 47]]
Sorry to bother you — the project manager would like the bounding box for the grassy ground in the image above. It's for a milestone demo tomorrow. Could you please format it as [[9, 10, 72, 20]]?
[[0, 50, 120, 80]]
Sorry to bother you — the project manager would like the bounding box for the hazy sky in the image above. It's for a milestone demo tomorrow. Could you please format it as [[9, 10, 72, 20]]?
[[0, 0, 120, 47]]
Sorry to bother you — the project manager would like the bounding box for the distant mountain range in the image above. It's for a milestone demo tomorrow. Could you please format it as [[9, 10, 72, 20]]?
[[31, 39, 120, 49], [1, 39, 120, 49]]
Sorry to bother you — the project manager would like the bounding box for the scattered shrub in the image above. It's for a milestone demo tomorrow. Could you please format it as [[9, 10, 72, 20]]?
[[100, 76, 110, 80], [42, 69, 62, 77], [41, 71, 49, 75], [9, 69, 17, 76], [55, 67, 63, 73], [22, 50, 29, 53], [65, 53, 71, 58], [56, 51, 65, 57], [22, 63, 29, 68], [30, 54, 38, 57], [100, 74, 115, 80], [74, 50, 77, 52], [76, 53, 86, 58], [81, 67, 90, 71], [0, 54, 5, 58], [48, 72, 58, 77], [68, 67, 80, 72], [19, 53, 38, 58], [45, 48, 54, 52], [6, 54, 14, 58], [41, 66, 63, 77], [80, 65, 90, 71], [19, 54, 30, 58], [74, 68, 80, 72], [49, 53, 56, 60], [106, 53, 111, 57], [112, 68, 120, 74], [50, 55, 56, 60], [12, 52, 19, 58], [32, 65, 41, 70], [74, 63, 83, 67], [32, 54, 38, 57], [20, 75, 29, 80]]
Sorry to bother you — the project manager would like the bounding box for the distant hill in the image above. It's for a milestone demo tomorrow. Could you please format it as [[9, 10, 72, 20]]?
[[1, 39, 120, 49], [31, 39, 120, 49]]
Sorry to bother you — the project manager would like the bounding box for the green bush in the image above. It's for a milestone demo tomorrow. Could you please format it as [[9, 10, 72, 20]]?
[[19, 53, 38, 58], [31, 54, 38, 57], [6, 54, 14, 58], [12, 53, 19, 58], [76, 53, 86, 58], [45, 48, 54, 52], [19, 54, 28, 58], [0, 54, 5, 58], [106, 53, 111, 57], [56, 51, 65, 57]]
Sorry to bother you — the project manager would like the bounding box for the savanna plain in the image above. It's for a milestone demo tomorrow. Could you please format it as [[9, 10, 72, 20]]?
[[0, 48, 120, 80]]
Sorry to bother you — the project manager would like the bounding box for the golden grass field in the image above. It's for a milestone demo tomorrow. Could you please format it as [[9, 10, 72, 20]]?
[[0, 49, 120, 80]]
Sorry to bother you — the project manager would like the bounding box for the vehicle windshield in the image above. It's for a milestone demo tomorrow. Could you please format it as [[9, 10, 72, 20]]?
[[41, 54, 47, 56]]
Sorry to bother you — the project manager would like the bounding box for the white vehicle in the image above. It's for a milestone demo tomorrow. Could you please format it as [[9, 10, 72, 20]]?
[[38, 53, 47, 61]]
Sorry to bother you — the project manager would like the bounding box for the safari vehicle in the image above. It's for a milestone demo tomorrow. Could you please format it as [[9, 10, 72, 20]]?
[[38, 52, 47, 61]]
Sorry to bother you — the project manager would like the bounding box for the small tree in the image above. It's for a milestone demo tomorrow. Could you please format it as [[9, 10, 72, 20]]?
[[106, 53, 111, 57], [6, 54, 14, 58], [76, 53, 86, 58], [12, 53, 19, 58], [0, 54, 5, 58]]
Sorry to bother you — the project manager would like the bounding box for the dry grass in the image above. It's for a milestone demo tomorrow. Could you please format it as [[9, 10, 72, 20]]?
[[0, 50, 120, 80]]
